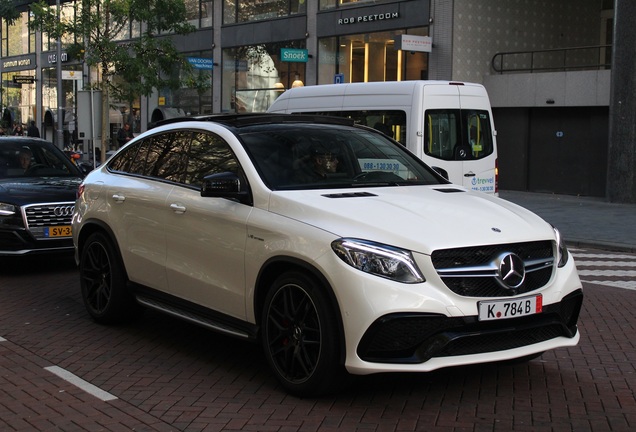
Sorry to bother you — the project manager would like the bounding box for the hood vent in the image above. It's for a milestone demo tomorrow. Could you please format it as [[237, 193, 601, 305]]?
[[322, 192, 378, 199], [434, 188, 465, 193]]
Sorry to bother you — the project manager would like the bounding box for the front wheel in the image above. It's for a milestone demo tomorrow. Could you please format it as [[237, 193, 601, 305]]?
[[79, 231, 137, 324], [261, 271, 348, 397]]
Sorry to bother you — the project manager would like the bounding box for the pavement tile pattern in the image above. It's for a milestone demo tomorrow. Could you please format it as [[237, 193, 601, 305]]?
[[1, 248, 636, 431]]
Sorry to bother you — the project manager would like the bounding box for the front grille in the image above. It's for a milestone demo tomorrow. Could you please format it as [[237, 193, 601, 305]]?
[[357, 290, 583, 364], [22, 202, 75, 240], [431, 241, 554, 297]]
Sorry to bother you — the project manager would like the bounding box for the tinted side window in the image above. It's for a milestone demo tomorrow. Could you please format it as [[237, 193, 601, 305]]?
[[108, 131, 190, 182], [185, 132, 240, 187], [108, 143, 139, 173]]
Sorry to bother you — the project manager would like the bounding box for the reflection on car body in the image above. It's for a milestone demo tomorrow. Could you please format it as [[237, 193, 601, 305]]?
[[73, 114, 583, 397]]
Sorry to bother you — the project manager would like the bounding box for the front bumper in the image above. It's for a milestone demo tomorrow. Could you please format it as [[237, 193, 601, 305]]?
[[0, 228, 74, 256], [357, 289, 582, 364]]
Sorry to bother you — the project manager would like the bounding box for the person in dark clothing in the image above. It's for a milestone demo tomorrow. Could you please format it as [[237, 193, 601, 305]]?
[[27, 121, 40, 138], [117, 123, 134, 147], [13, 123, 24, 136]]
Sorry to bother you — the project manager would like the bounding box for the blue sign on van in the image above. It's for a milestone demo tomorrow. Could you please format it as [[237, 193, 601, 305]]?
[[281, 48, 308, 63]]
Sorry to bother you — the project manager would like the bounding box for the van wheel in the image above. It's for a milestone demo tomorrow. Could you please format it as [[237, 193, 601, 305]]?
[[261, 271, 347, 396], [79, 232, 137, 324]]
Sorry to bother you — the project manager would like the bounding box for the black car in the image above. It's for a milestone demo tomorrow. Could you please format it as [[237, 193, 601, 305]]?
[[0, 137, 83, 256]]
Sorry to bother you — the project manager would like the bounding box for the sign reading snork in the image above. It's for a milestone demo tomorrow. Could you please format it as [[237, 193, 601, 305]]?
[[281, 49, 308, 63]]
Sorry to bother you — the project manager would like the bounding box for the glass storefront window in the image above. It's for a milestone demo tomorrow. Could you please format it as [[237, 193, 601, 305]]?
[[223, 0, 306, 24], [42, 1, 81, 51], [1, 12, 34, 57], [318, 28, 429, 85], [222, 42, 306, 113], [320, 0, 396, 10], [156, 51, 214, 117], [185, 0, 213, 28], [0, 72, 37, 132], [41, 65, 83, 147]]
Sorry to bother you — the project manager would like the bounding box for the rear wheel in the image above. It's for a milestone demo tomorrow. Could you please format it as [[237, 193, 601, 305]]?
[[261, 271, 347, 396], [79, 232, 137, 324]]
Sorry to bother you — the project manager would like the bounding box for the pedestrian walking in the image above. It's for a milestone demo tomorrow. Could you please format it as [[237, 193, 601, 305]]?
[[27, 121, 40, 138]]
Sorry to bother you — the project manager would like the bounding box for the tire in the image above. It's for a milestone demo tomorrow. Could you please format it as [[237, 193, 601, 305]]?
[[79, 231, 137, 324], [261, 271, 348, 397]]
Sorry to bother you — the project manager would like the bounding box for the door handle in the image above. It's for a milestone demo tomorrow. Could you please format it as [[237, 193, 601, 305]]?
[[112, 194, 125, 202], [464, 172, 476, 177], [170, 203, 187, 214]]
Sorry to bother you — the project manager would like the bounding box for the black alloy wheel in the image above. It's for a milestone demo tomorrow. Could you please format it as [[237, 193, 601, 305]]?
[[79, 232, 137, 324], [262, 271, 346, 396]]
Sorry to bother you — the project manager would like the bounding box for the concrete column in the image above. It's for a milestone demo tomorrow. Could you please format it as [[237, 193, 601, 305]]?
[[606, 0, 636, 203]]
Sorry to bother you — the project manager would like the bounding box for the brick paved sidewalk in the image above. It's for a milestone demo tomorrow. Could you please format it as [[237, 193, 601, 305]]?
[[1, 254, 636, 431], [0, 336, 173, 431]]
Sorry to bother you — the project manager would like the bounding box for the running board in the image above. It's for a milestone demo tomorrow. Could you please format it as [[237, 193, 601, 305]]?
[[136, 295, 252, 340]]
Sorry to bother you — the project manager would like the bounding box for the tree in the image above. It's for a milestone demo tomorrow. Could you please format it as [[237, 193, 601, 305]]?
[[1, 0, 209, 157]]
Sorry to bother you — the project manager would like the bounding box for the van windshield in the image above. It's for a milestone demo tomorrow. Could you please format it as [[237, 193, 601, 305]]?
[[424, 109, 494, 161], [239, 123, 446, 191]]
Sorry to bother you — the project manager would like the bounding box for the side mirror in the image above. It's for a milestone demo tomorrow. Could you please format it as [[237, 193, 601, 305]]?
[[201, 172, 251, 204], [431, 166, 449, 180]]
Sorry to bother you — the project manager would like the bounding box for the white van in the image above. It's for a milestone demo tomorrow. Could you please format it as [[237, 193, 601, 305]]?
[[267, 80, 498, 194]]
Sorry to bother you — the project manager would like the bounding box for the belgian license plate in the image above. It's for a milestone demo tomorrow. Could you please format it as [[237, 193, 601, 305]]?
[[45, 226, 72, 238], [478, 294, 543, 321]]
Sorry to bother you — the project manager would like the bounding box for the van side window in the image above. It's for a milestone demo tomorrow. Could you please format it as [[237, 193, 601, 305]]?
[[297, 110, 407, 145], [425, 109, 494, 161]]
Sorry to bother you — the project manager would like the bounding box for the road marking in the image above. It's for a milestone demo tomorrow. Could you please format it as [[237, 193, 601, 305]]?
[[44, 366, 118, 401], [0, 337, 6, 342], [571, 250, 636, 291]]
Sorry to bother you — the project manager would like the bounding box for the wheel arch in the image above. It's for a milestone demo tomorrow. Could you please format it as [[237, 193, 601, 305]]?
[[253, 257, 347, 363], [77, 219, 129, 280]]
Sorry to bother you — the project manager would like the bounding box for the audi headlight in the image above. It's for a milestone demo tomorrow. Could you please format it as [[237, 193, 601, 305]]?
[[554, 227, 569, 268], [331, 238, 425, 283], [0, 203, 17, 216]]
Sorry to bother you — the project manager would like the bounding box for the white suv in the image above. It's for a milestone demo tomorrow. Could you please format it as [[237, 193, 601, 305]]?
[[73, 114, 583, 396]]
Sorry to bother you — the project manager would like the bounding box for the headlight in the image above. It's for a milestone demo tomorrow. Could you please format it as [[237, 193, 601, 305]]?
[[331, 238, 425, 283], [553, 227, 569, 267], [0, 203, 17, 216]]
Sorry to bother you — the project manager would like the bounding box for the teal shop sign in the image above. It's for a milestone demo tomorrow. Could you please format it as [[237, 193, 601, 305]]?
[[281, 48, 308, 63]]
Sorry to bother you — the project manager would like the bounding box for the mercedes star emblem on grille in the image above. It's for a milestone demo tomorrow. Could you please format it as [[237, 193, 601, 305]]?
[[497, 252, 526, 289]]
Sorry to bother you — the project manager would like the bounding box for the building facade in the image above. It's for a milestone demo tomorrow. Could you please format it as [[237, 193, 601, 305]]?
[[0, 0, 619, 198]]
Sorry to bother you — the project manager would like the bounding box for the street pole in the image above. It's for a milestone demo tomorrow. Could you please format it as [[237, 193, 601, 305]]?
[[56, 0, 64, 149], [606, 0, 636, 203]]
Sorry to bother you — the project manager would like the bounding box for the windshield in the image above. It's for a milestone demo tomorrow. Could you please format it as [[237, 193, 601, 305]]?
[[239, 124, 446, 190], [0, 141, 80, 179], [424, 109, 494, 161]]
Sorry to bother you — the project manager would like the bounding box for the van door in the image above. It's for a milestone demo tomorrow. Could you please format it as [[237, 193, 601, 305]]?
[[423, 87, 497, 194], [457, 85, 498, 194]]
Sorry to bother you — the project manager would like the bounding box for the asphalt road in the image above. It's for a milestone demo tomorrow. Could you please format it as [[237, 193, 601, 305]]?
[[1, 250, 635, 432]]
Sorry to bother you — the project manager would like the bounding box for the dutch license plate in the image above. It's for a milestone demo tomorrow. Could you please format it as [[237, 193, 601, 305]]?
[[45, 226, 72, 238], [478, 294, 543, 321]]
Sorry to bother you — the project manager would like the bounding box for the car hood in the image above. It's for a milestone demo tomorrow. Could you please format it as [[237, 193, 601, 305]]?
[[0, 177, 81, 206], [268, 186, 555, 255]]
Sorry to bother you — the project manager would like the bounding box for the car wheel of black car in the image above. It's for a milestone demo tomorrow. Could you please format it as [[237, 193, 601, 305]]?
[[80, 231, 137, 324], [261, 271, 346, 397]]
